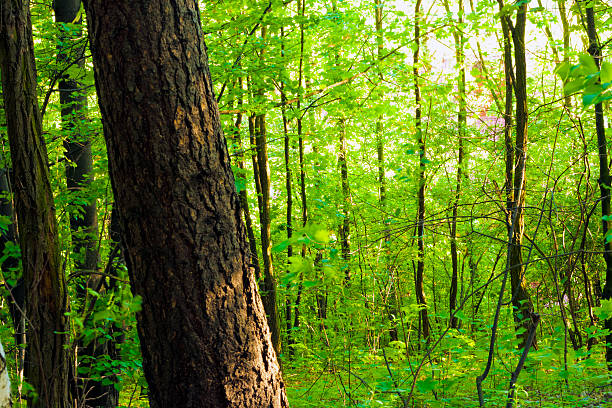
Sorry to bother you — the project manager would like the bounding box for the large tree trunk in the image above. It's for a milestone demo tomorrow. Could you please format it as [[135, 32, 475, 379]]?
[[0, 1, 69, 407], [83, 1, 288, 406]]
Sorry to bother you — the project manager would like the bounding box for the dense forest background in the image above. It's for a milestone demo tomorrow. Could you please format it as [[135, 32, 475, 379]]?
[[2, 0, 612, 406]]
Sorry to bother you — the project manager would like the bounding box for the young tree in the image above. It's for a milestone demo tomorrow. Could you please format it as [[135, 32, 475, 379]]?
[[413, 0, 431, 342], [0, 1, 70, 407], [82, 0, 288, 406]]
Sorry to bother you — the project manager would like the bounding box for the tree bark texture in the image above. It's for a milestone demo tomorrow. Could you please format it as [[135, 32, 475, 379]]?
[[0, 1, 69, 407], [83, 1, 288, 406]]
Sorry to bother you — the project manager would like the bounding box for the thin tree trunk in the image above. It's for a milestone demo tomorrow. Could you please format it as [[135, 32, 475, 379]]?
[[582, 0, 612, 367], [414, 0, 430, 342], [252, 26, 281, 357], [232, 78, 261, 282], [338, 119, 351, 285], [279, 26, 294, 349], [442, 0, 466, 330], [374, 0, 398, 342], [499, 0, 538, 350], [54, 1, 117, 405], [0, 1, 69, 406], [83, 0, 289, 405]]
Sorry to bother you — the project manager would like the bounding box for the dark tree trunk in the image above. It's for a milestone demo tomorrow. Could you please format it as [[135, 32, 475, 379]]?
[[55, 0, 99, 291], [499, 0, 538, 350], [442, 0, 466, 330], [230, 78, 261, 281], [0, 1, 69, 407], [54, 1, 117, 405], [414, 0, 430, 342], [280, 26, 295, 348], [249, 26, 281, 357], [582, 0, 612, 367], [338, 119, 351, 284], [83, 1, 288, 406]]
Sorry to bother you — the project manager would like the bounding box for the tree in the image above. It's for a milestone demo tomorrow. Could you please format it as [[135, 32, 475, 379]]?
[[0, 1, 70, 407], [580, 0, 612, 367], [413, 0, 431, 342], [82, 0, 289, 406], [498, 0, 538, 349]]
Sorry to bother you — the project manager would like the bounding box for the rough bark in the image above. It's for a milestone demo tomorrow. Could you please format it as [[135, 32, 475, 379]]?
[[0, 1, 69, 406], [83, 1, 288, 406]]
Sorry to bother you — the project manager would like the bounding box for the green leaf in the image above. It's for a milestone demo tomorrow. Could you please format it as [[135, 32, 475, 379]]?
[[553, 61, 570, 81], [416, 377, 437, 393], [578, 53, 598, 75], [601, 61, 612, 83], [272, 239, 291, 253], [563, 78, 584, 95], [583, 93, 598, 106]]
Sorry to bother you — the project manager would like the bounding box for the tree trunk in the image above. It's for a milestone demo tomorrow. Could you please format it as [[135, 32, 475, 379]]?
[[83, 0, 289, 406], [414, 0, 430, 342], [374, 0, 398, 342], [0, 1, 69, 406], [54, 2, 117, 406], [251, 26, 281, 355], [442, 0, 466, 330], [338, 119, 351, 284], [230, 78, 261, 281], [499, 0, 538, 350], [582, 0, 612, 367]]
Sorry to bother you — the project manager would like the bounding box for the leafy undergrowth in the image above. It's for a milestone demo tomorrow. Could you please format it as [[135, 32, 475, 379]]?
[[283, 326, 612, 407]]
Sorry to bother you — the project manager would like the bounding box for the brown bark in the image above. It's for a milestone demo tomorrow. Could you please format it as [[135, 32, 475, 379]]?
[[0, 1, 69, 406], [83, 0, 288, 406]]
